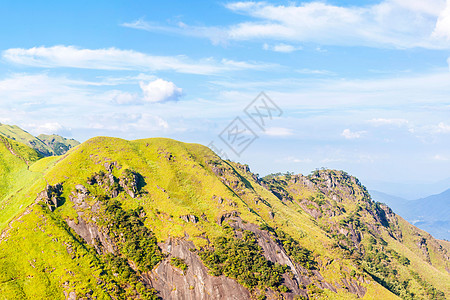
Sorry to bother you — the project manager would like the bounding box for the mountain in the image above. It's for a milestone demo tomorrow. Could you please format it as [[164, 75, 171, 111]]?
[[371, 190, 450, 241], [0, 136, 448, 299], [0, 123, 79, 156], [37, 134, 80, 156], [369, 190, 408, 214], [367, 179, 450, 200]]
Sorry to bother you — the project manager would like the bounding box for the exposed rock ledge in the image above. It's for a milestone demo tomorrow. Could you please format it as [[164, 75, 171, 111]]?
[[144, 239, 251, 300]]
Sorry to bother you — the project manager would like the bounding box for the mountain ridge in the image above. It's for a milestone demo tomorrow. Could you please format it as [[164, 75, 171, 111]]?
[[371, 189, 450, 241], [0, 123, 79, 156], [0, 134, 448, 299]]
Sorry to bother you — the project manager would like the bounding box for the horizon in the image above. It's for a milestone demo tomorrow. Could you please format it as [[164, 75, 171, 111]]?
[[1, 0, 450, 193]]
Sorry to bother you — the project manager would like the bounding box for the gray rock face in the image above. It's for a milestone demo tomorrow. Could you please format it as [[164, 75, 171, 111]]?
[[145, 239, 251, 300], [224, 216, 309, 299], [66, 215, 117, 255], [340, 278, 367, 297], [36, 183, 63, 211], [180, 214, 199, 223], [119, 171, 139, 198], [67, 186, 116, 254]]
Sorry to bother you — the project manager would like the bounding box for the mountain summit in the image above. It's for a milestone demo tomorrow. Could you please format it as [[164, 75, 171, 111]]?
[[0, 136, 448, 299], [0, 123, 79, 156]]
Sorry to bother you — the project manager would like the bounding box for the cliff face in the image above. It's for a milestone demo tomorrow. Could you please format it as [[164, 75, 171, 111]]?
[[146, 239, 251, 300], [0, 137, 448, 300]]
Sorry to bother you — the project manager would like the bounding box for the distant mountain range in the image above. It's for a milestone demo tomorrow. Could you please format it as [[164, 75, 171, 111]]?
[[367, 178, 450, 200], [0, 123, 79, 156], [370, 189, 450, 241]]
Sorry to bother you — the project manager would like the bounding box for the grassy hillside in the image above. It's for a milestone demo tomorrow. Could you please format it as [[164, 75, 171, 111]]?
[[0, 124, 79, 156], [37, 134, 80, 156], [0, 137, 448, 299]]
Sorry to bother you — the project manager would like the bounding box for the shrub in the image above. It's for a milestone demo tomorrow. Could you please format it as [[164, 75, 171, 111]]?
[[170, 257, 188, 274]]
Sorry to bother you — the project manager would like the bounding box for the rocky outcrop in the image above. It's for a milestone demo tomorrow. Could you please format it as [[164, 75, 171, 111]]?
[[66, 215, 116, 255], [118, 170, 140, 198], [36, 183, 63, 211], [145, 239, 251, 300], [223, 216, 311, 299], [180, 214, 199, 223], [338, 278, 367, 298], [67, 184, 116, 254]]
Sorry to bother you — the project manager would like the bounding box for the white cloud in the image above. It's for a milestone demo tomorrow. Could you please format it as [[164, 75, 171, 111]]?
[[432, 0, 450, 40], [87, 113, 169, 132], [434, 122, 450, 133], [139, 79, 183, 103], [121, 19, 152, 31], [263, 43, 302, 53], [36, 122, 64, 134], [107, 90, 139, 105], [2, 45, 271, 75], [131, 1, 450, 49], [295, 68, 334, 75], [433, 154, 450, 161], [22, 122, 65, 135], [265, 127, 293, 137], [342, 129, 366, 139], [276, 156, 312, 163], [225, 0, 450, 48], [369, 118, 410, 126]]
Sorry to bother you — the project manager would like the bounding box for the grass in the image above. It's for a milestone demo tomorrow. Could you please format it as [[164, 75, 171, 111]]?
[[0, 136, 448, 299]]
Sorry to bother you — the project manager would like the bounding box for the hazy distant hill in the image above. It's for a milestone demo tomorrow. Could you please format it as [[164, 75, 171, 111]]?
[[0, 123, 79, 156], [371, 189, 450, 241], [0, 136, 448, 299]]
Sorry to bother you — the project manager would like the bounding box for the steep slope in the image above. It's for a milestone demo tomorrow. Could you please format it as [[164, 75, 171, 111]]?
[[0, 135, 60, 230], [369, 190, 408, 214], [0, 137, 448, 299], [37, 134, 80, 156], [0, 124, 79, 156]]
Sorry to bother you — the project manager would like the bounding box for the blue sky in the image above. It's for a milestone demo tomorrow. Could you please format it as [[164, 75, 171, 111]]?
[[1, 0, 450, 195]]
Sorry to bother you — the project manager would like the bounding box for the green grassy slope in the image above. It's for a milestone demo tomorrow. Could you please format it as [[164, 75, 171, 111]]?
[[0, 135, 59, 231], [37, 134, 80, 156], [0, 124, 79, 156], [0, 137, 447, 299], [0, 124, 53, 156]]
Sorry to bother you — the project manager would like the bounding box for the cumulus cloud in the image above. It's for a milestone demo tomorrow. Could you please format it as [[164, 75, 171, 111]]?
[[342, 129, 366, 139], [2, 45, 272, 75], [139, 79, 183, 103]]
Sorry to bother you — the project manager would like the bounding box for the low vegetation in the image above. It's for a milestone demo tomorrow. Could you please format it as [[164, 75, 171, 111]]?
[[199, 226, 289, 291]]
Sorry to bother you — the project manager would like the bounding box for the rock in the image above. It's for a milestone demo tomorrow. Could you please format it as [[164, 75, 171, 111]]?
[[180, 214, 199, 223], [217, 211, 240, 225], [36, 184, 63, 211], [145, 239, 251, 300], [75, 184, 89, 195], [119, 171, 139, 198], [66, 216, 117, 255]]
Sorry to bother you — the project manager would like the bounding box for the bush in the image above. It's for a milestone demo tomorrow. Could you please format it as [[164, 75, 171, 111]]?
[[98, 198, 163, 272], [170, 257, 188, 274], [198, 229, 288, 290]]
